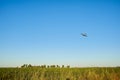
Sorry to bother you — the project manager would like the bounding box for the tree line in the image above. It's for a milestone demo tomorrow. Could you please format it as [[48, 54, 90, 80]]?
[[21, 64, 70, 68]]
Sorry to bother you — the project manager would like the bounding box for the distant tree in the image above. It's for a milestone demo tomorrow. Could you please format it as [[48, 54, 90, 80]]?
[[21, 64, 27, 68], [43, 65, 46, 68], [57, 65, 60, 68], [62, 65, 64, 68], [47, 65, 50, 68], [28, 64, 32, 67], [53, 65, 55, 68], [116, 66, 120, 68], [41, 65, 46, 68], [51, 65, 56, 68], [67, 65, 70, 68]]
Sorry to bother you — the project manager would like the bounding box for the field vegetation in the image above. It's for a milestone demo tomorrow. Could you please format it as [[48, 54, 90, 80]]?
[[0, 64, 120, 80]]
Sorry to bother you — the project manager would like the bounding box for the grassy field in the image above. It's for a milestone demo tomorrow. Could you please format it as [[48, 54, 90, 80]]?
[[0, 66, 120, 80]]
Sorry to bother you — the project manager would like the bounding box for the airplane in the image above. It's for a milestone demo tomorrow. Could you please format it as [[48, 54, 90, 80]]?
[[81, 33, 87, 37]]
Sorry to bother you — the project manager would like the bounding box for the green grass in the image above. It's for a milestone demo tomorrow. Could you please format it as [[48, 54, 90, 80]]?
[[0, 67, 120, 80]]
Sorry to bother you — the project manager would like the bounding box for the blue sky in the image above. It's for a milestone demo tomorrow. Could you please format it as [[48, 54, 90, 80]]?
[[0, 0, 120, 67]]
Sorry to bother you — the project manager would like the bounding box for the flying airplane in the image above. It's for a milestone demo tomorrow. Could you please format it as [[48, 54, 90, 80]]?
[[81, 33, 87, 37]]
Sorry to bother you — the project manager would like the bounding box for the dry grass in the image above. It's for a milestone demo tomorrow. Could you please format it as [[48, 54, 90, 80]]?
[[0, 67, 120, 80]]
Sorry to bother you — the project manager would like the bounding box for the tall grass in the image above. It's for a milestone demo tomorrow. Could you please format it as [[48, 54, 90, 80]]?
[[0, 67, 120, 80]]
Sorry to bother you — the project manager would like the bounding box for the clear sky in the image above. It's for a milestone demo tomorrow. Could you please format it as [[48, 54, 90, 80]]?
[[0, 0, 120, 67]]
